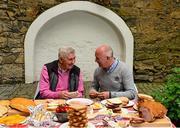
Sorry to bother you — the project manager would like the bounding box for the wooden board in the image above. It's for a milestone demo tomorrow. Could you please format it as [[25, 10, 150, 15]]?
[[131, 116, 172, 127]]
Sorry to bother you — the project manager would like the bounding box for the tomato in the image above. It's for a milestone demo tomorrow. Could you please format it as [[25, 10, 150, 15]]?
[[64, 106, 70, 111], [60, 107, 66, 112], [56, 107, 62, 113], [56, 104, 71, 113]]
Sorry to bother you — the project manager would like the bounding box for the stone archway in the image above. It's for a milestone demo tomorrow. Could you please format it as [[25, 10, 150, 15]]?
[[24, 1, 134, 83]]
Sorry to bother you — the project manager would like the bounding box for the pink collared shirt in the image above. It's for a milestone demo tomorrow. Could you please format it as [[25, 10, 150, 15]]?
[[39, 65, 84, 99]]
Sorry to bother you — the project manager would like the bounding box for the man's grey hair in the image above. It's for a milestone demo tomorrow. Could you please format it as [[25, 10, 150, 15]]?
[[105, 45, 113, 57], [58, 47, 75, 59]]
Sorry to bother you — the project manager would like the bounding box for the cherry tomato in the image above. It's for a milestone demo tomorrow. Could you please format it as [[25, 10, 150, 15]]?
[[64, 106, 70, 112], [56, 107, 61, 113], [56, 104, 70, 113], [61, 107, 66, 112]]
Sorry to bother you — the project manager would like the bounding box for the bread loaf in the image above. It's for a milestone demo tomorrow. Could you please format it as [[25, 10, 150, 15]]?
[[68, 104, 88, 128], [10, 98, 35, 114], [138, 93, 154, 101]]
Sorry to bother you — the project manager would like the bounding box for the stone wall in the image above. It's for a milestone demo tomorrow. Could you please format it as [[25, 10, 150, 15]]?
[[0, 0, 179, 84]]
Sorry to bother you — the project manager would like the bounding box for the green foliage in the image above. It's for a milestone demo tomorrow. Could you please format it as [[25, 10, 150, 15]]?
[[152, 67, 180, 121]]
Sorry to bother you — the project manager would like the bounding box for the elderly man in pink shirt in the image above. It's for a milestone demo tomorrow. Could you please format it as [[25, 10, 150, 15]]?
[[38, 47, 84, 99]]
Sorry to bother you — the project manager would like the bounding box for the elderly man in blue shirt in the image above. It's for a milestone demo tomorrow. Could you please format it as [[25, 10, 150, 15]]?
[[89, 44, 137, 100]]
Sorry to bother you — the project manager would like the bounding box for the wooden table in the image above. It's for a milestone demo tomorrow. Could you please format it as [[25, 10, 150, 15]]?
[[5, 99, 174, 128], [38, 100, 174, 128]]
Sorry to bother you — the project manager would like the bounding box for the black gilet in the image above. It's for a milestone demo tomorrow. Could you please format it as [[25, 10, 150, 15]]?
[[36, 60, 80, 99], [45, 60, 80, 92]]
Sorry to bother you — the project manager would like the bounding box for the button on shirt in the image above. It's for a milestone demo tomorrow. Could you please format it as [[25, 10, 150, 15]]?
[[39, 65, 84, 99]]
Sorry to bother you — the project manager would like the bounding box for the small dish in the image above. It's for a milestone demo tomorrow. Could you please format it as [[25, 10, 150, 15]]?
[[55, 112, 68, 123]]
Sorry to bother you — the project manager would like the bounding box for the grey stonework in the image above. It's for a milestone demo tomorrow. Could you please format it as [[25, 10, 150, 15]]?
[[0, 0, 180, 84]]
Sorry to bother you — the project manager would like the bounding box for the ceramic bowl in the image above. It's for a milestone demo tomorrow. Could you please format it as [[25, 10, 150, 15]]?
[[55, 112, 68, 123]]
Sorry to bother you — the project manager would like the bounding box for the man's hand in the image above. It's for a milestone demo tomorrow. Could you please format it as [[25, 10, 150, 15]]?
[[89, 89, 99, 99], [67, 91, 78, 98], [98, 91, 109, 100], [59, 91, 69, 99]]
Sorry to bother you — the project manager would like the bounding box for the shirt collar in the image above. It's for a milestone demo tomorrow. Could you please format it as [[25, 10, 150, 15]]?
[[106, 58, 119, 73], [58, 63, 68, 73]]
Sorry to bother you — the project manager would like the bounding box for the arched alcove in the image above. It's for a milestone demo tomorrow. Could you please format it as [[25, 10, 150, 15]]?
[[25, 1, 134, 83]]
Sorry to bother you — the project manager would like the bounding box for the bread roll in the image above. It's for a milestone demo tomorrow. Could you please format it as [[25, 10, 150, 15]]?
[[119, 97, 129, 106]]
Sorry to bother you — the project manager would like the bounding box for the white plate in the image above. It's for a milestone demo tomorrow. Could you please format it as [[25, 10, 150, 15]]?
[[123, 100, 134, 107], [59, 122, 95, 128], [101, 99, 134, 107], [66, 98, 93, 106]]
